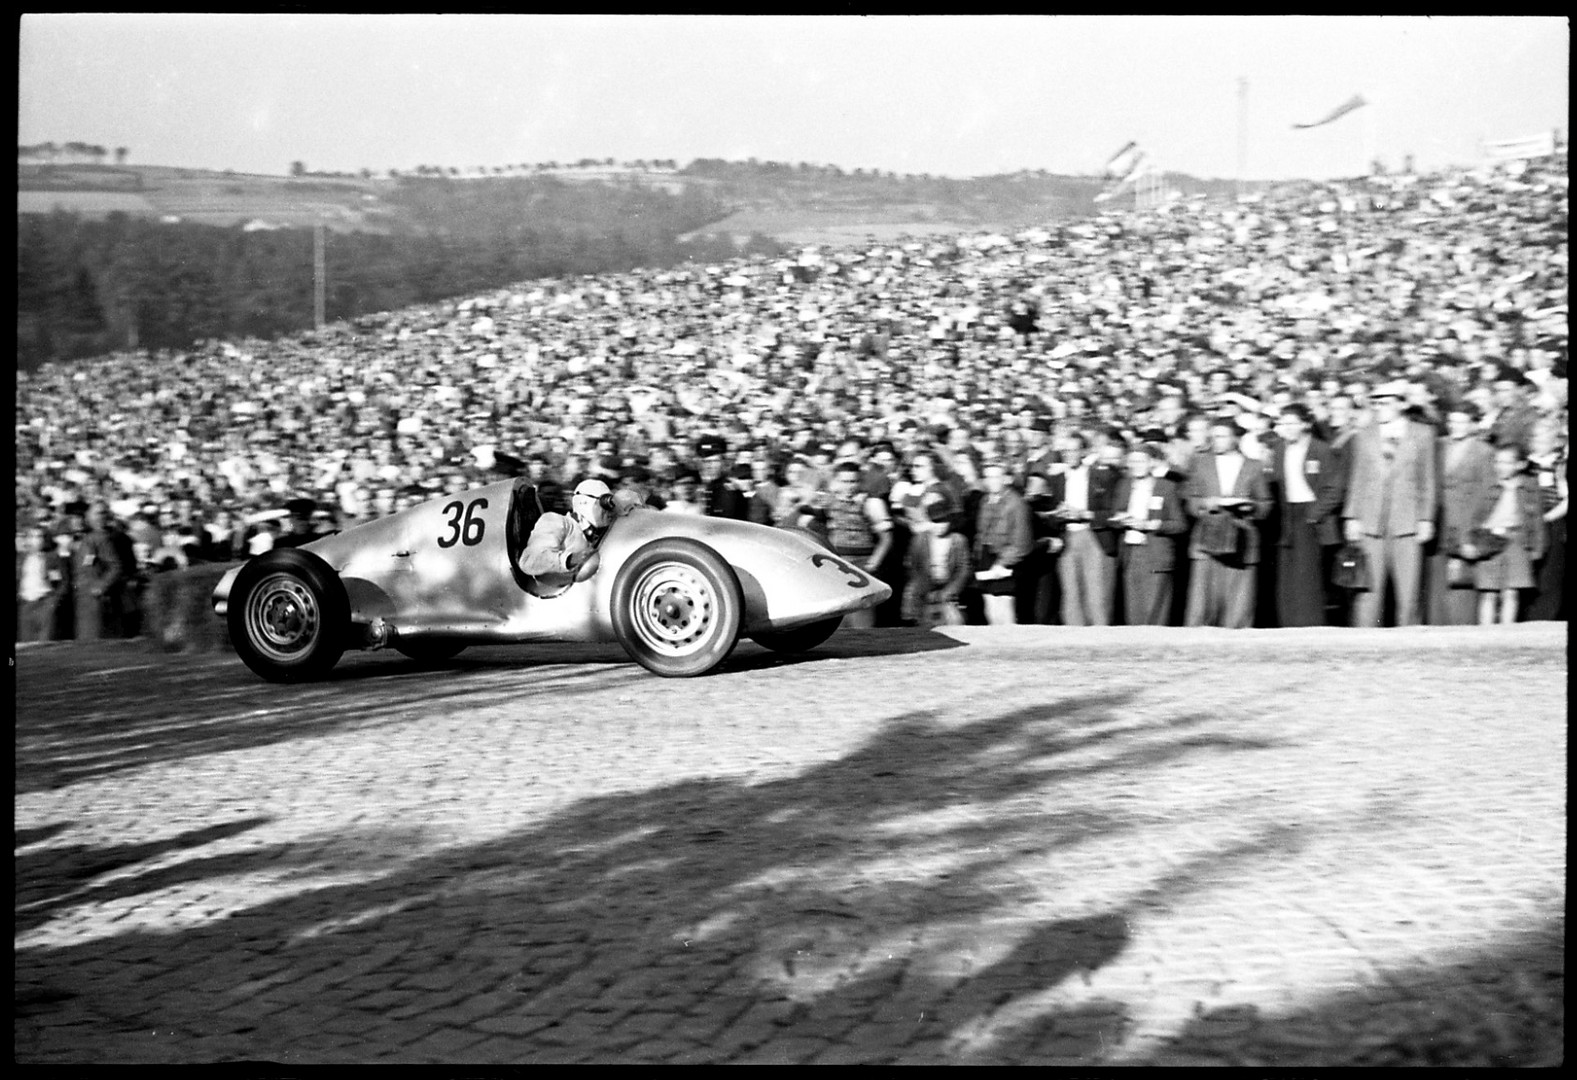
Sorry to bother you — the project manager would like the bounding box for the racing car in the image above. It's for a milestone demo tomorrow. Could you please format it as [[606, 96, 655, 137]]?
[[212, 477, 891, 682]]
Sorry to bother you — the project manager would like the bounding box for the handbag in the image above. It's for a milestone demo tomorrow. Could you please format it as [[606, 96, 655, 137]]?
[[1452, 526, 1508, 562], [1446, 557, 1476, 590], [1332, 543, 1370, 591], [1196, 513, 1244, 558]]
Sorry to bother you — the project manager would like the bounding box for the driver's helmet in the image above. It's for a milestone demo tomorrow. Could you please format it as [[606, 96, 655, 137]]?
[[570, 478, 616, 533]]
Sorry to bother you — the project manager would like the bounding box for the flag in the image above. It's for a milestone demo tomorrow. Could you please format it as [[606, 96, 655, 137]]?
[[1293, 94, 1367, 130], [1104, 140, 1143, 178], [1095, 152, 1154, 202]]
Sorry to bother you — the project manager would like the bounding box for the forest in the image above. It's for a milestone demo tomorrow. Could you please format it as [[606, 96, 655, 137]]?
[[16, 173, 776, 371]]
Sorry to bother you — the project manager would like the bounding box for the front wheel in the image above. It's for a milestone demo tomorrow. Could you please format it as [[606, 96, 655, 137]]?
[[611, 538, 742, 677], [227, 548, 348, 682]]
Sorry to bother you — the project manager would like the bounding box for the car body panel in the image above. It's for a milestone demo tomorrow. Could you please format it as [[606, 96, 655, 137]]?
[[214, 479, 889, 651]]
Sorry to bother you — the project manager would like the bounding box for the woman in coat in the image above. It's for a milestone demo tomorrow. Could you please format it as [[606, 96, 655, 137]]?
[[1467, 442, 1547, 626]]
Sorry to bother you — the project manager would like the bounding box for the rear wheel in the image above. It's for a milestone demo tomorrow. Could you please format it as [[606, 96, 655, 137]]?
[[612, 538, 742, 677], [227, 548, 348, 682]]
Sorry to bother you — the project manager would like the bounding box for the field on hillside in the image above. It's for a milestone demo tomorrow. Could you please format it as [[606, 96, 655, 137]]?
[[18, 164, 392, 231], [19, 162, 1088, 246]]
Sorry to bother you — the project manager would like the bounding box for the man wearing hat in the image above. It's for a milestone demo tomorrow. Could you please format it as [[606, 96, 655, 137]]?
[[695, 435, 749, 520], [1485, 366, 1540, 451], [273, 497, 323, 549], [1341, 380, 1439, 628]]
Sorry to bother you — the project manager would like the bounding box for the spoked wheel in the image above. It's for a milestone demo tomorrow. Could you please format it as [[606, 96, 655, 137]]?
[[227, 548, 348, 682], [612, 538, 742, 677]]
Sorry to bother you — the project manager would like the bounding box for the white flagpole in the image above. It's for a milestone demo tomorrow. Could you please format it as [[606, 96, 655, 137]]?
[[1363, 99, 1378, 176]]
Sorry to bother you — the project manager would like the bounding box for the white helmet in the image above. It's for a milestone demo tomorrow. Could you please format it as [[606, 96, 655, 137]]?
[[570, 478, 615, 532]]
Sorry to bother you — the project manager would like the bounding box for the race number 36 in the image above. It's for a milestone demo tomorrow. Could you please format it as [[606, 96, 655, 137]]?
[[437, 497, 488, 548]]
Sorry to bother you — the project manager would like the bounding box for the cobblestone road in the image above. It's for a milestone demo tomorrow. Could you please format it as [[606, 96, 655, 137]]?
[[14, 625, 1566, 1064]]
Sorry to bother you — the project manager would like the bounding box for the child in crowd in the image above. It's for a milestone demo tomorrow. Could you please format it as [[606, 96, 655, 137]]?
[[903, 500, 972, 629], [1471, 442, 1546, 625]]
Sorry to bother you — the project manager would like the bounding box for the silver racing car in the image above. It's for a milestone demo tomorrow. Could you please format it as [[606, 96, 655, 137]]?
[[212, 477, 891, 681]]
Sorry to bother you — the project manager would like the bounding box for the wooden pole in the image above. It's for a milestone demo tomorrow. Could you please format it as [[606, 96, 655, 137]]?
[[1237, 77, 1248, 199]]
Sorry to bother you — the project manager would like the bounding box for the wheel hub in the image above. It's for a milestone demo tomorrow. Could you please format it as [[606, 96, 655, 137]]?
[[634, 565, 713, 654], [246, 574, 320, 659]]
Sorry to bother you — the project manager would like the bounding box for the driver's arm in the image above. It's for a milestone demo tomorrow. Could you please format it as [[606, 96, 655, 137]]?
[[519, 515, 582, 576]]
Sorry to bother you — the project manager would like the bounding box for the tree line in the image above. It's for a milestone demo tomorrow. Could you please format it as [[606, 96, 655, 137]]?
[[20, 141, 130, 165], [17, 175, 781, 371]]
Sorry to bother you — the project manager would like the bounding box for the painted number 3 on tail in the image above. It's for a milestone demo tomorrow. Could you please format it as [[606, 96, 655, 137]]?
[[811, 551, 870, 588]]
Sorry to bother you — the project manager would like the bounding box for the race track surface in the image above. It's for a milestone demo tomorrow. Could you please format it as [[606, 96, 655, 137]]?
[[14, 625, 1567, 1065]]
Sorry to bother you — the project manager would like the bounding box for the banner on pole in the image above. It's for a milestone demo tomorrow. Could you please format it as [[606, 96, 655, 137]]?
[[1096, 143, 1152, 203], [1293, 93, 1367, 130], [1482, 131, 1557, 161]]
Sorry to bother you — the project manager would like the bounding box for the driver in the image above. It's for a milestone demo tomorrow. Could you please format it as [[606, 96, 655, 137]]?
[[518, 478, 629, 595]]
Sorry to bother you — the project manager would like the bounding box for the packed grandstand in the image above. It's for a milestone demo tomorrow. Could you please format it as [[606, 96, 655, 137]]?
[[15, 149, 1568, 633]]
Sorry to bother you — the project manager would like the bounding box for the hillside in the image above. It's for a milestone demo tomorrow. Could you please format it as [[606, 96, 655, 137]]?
[[16, 156, 1262, 370], [17, 158, 1254, 244], [19, 163, 397, 233]]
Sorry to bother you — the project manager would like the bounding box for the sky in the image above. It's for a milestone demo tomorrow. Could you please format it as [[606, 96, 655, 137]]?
[[18, 15, 1569, 182]]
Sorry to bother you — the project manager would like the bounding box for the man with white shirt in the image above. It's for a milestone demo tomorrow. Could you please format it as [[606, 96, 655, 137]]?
[[1341, 381, 1440, 628], [1269, 404, 1344, 627], [1111, 441, 1187, 626], [1048, 431, 1119, 626], [1182, 419, 1272, 628]]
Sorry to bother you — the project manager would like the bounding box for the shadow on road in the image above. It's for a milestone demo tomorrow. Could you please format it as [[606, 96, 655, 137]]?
[[1146, 919, 1564, 1067], [20, 685, 1554, 1065], [14, 630, 966, 794], [16, 817, 274, 936]]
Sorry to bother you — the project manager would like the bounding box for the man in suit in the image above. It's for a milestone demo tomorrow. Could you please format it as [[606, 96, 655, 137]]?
[[1342, 380, 1440, 628], [1018, 468, 1063, 624], [1268, 404, 1344, 627], [70, 501, 136, 639], [1111, 440, 1188, 626], [972, 461, 1036, 625], [1182, 419, 1273, 628], [1167, 413, 1213, 627], [696, 435, 749, 520], [1426, 401, 1498, 625], [1048, 430, 1120, 626], [1485, 366, 1541, 451], [863, 440, 910, 627], [1321, 391, 1364, 625]]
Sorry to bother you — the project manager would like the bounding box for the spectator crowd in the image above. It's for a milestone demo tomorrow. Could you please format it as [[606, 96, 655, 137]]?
[[16, 152, 1568, 641]]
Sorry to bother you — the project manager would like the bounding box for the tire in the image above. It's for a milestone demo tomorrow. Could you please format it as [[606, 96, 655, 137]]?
[[752, 616, 841, 654], [227, 548, 348, 682], [394, 640, 467, 664], [611, 538, 742, 677]]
